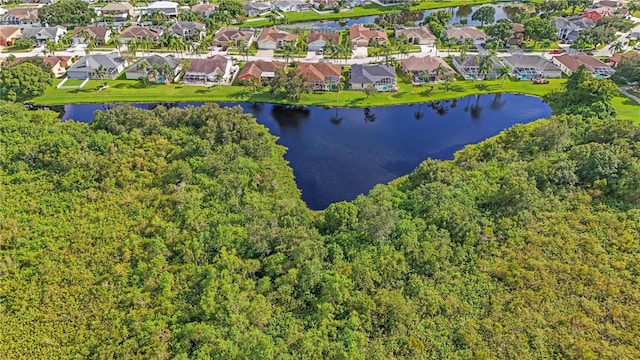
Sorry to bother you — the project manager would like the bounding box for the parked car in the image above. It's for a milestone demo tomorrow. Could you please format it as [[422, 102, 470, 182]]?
[[316, 49, 323, 55], [549, 49, 565, 54], [352, 44, 357, 50]]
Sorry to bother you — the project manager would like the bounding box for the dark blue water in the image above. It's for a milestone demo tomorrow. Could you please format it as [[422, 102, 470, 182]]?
[[277, 3, 523, 31], [62, 94, 551, 209]]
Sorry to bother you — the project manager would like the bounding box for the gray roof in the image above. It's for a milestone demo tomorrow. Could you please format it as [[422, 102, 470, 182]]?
[[350, 64, 395, 83], [169, 21, 205, 33], [274, 0, 308, 7], [502, 54, 561, 72], [245, 2, 273, 10], [68, 53, 125, 72], [454, 54, 502, 69], [554, 16, 595, 30], [21, 25, 65, 39], [128, 54, 180, 72]]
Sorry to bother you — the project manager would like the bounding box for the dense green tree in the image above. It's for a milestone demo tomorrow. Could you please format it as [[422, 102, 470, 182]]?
[[424, 10, 452, 27], [486, 19, 514, 41], [13, 37, 34, 49], [38, 0, 95, 26], [1, 97, 640, 360], [524, 17, 557, 46], [545, 66, 619, 119], [269, 67, 311, 101], [0, 62, 53, 101], [471, 6, 496, 26], [612, 56, 640, 85], [427, 21, 444, 39]]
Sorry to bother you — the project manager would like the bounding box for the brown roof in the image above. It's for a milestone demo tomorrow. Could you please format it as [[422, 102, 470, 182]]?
[[42, 56, 69, 67], [395, 27, 435, 41], [187, 55, 229, 74], [192, 3, 218, 12], [401, 55, 454, 73], [512, 23, 524, 33], [445, 26, 487, 40], [297, 62, 341, 82], [607, 52, 639, 65], [214, 27, 254, 43], [349, 25, 388, 43], [258, 26, 297, 43], [120, 25, 163, 40], [238, 59, 286, 80], [555, 53, 610, 72], [101, 2, 134, 11], [307, 31, 339, 43], [0, 26, 21, 39], [6, 7, 39, 20], [72, 26, 109, 39]]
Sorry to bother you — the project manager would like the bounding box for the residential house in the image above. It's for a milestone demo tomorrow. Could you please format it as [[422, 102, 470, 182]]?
[[101, 2, 136, 21], [605, 52, 639, 67], [125, 54, 182, 81], [554, 16, 595, 42], [501, 54, 563, 79], [244, 2, 274, 17], [42, 56, 73, 77], [274, 0, 310, 12], [307, 31, 339, 51], [444, 26, 487, 46], [237, 59, 286, 82], [191, 3, 218, 17], [0, 7, 39, 25], [349, 24, 388, 47], [395, 26, 436, 46], [298, 62, 342, 90], [507, 23, 525, 46], [20, 25, 66, 44], [583, 7, 611, 21], [0, 26, 21, 46], [169, 21, 205, 40], [71, 26, 111, 45], [119, 25, 164, 43], [552, 52, 615, 77], [257, 26, 297, 49], [400, 55, 455, 84], [309, 0, 338, 9], [451, 54, 502, 80], [145, 1, 179, 17], [183, 55, 232, 83], [213, 27, 254, 47], [66, 53, 127, 79], [349, 64, 396, 91]]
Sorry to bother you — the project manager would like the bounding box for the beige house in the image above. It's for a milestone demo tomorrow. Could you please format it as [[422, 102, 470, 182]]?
[[395, 27, 436, 46], [101, 2, 136, 21], [257, 27, 297, 50], [400, 55, 455, 84], [298, 62, 342, 91], [72, 26, 112, 45], [444, 26, 487, 45], [0, 26, 21, 46], [349, 25, 388, 47], [213, 27, 254, 47], [552, 53, 615, 78]]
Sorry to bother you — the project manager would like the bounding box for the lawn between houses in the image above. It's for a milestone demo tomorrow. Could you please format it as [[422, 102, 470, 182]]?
[[32, 77, 640, 121], [241, 0, 545, 28]]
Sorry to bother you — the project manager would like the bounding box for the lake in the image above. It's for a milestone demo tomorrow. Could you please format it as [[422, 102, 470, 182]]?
[[276, 3, 526, 31], [61, 94, 551, 209]]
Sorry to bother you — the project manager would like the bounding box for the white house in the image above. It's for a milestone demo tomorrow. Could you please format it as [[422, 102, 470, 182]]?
[[145, 1, 179, 17]]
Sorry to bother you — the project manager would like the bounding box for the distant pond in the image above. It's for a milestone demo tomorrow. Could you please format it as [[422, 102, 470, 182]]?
[[277, 3, 526, 31], [61, 93, 551, 209]]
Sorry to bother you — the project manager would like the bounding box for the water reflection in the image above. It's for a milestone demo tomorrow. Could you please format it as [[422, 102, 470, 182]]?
[[61, 93, 551, 209]]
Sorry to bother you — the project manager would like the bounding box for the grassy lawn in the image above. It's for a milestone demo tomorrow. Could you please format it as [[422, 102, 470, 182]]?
[[2, 46, 34, 53], [241, 0, 543, 27]]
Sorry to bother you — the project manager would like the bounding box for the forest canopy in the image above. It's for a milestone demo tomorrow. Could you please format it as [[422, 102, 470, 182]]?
[[0, 102, 639, 359]]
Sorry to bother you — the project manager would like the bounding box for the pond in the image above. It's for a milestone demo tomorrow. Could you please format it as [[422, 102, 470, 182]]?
[[61, 93, 551, 210], [277, 3, 527, 31]]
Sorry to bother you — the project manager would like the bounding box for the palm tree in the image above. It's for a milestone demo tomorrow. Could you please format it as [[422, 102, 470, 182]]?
[[85, 39, 95, 55], [419, 70, 430, 84], [213, 72, 224, 86], [540, 39, 552, 52], [79, 29, 91, 44], [497, 65, 511, 86], [478, 55, 493, 81], [281, 43, 295, 64], [44, 39, 57, 56], [610, 41, 624, 54], [159, 63, 173, 84], [137, 60, 151, 83], [442, 72, 455, 91], [110, 33, 123, 54], [128, 39, 139, 59], [460, 44, 468, 62], [95, 65, 108, 88]]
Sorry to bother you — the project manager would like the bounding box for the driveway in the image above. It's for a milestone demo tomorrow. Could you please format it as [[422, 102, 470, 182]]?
[[255, 49, 274, 59], [352, 46, 367, 59]]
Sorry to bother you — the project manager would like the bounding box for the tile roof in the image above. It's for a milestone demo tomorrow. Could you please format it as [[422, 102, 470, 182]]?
[[445, 26, 487, 40], [395, 27, 435, 41], [238, 59, 286, 79], [349, 24, 388, 42], [120, 25, 163, 39], [214, 27, 254, 43], [401, 55, 453, 72], [298, 62, 341, 82], [187, 55, 229, 74], [307, 31, 339, 43], [0, 26, 21, 39], [258, 26, 297, 43], [101, 2, 134, 11], [72, 26, 109, 39]]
